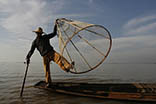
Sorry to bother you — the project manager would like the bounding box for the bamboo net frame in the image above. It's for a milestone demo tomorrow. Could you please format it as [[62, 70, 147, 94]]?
[[56, 18, 112, 74]]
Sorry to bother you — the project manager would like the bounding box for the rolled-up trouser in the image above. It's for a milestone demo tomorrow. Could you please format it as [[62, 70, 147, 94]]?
[[43, 50, 72, 83]]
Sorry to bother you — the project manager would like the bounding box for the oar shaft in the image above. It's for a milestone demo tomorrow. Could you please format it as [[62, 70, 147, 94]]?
[[20, 63, 29, 97]]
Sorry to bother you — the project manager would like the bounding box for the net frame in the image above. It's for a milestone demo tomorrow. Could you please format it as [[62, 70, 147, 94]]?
[[56, 18, 112, 74]]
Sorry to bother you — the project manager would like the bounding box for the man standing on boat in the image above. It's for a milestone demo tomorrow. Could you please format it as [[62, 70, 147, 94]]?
[[26, 20, 74, 87]]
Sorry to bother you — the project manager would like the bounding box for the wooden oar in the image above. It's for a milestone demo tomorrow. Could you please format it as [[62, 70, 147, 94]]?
[[20, 62, 29, 97]]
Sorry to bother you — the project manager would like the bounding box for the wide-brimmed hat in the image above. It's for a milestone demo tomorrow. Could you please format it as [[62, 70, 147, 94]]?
[[33, 27, 43, 33]]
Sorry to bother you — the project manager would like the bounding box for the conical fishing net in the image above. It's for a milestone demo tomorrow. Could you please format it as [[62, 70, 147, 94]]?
[[56, 18, 112, 74]]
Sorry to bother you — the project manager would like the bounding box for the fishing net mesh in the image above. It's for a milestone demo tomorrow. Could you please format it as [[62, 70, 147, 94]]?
[[56, 18, 112, 74]]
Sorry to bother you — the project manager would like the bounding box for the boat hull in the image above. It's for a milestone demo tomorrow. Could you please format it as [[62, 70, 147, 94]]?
[[34, 81, 156, 102]]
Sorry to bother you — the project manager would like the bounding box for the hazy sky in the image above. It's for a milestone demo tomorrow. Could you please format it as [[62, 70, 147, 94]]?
[[0, 0, 156, 63]]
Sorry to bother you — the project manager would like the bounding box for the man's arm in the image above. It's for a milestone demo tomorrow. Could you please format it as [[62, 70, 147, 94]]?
[[47, 24, 57, 39], [26, 40, 36, 63]]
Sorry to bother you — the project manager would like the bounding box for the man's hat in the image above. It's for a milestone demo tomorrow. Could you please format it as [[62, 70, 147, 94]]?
[[33, 27, 43, 33]]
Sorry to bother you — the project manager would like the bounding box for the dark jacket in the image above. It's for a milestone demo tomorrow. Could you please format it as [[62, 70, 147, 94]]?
[[26, 25, 57, 59]]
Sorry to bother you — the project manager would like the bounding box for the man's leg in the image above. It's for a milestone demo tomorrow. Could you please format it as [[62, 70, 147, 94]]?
[[43, 55, 52, 84], [50, 51, 73, 72]]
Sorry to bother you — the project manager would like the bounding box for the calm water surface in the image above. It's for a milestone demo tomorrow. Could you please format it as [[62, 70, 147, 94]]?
[[0, 62, 156, 104]]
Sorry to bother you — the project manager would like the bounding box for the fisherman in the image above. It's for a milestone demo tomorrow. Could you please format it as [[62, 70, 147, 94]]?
[[26, 20, 74, 87]]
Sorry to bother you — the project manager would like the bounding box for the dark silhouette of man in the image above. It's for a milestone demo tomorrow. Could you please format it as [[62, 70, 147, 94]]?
[[26, 20, 74, 87]]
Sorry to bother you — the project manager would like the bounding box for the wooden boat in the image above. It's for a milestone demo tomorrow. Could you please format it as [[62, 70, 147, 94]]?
[[34, 81, 156, 102]]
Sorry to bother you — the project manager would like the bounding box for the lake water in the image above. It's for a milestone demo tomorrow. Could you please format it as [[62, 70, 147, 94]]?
[[0, 62, 156, 104]]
